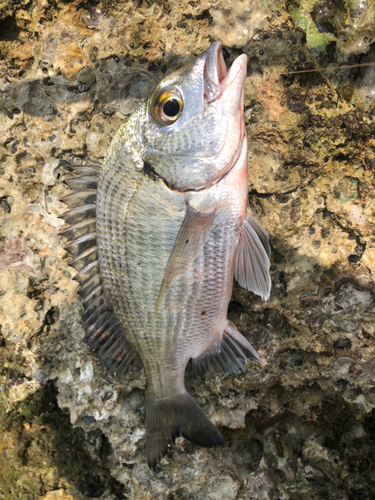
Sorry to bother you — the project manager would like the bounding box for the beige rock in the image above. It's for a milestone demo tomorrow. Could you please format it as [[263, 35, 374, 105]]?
[[211, 0, 270, 48], [0, 0, 375, 498], [54, 42, 88, 81], [40, 490, 74, 500]]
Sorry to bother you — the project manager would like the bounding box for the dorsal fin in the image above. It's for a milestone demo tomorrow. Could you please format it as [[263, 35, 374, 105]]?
[[60, 160, 134, 376]]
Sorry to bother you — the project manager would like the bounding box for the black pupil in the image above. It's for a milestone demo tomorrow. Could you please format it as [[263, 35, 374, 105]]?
[[163, 98, 180, 117]]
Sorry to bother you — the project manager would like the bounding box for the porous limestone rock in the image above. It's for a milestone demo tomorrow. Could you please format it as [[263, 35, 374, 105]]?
[[0, 0, 374, 498]]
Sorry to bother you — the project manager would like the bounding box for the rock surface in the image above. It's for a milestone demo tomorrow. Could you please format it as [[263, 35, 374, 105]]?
[[0, 0, 375, 499]]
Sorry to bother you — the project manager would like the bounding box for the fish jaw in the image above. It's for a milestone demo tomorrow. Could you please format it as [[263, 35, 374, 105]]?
[[219, 54, 247, 121], [203, 41, 227, 100]]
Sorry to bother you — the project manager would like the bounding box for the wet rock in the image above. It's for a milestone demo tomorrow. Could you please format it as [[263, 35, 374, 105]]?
[[0, 0, 31, 22], [40, 490, 74, 500]]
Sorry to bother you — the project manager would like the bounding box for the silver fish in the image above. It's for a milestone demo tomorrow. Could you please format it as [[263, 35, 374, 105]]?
[[61, 42, 271, 467]]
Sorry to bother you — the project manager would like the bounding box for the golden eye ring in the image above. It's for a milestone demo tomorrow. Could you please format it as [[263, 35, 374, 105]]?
[[152, 90, 183, 126]]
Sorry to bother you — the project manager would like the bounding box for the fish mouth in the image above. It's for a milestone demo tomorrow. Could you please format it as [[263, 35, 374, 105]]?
[[203, 42, 228, 100], [204, 42, 247, 104]]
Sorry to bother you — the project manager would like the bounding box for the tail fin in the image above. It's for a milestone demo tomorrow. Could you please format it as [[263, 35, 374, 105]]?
[[146, 392, 223, 467]]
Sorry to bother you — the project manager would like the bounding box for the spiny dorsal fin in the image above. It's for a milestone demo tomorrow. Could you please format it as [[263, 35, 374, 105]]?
[[61, 190, 97, 209], [59, 219, 96, 241], [60, 160, 134, 376]]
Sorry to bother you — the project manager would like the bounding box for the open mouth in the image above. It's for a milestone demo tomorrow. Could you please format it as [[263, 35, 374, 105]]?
[[204, 42, 247, 102], [204, 42, 227, 100]]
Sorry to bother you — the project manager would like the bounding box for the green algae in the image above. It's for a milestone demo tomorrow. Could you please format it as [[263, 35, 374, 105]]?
[[288, 4, 335, 54]]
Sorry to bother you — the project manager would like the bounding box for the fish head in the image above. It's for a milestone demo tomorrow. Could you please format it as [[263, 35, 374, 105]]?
[[141, 42, 247, 191]]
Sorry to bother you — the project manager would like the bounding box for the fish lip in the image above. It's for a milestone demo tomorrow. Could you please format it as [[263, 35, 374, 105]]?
[[204, 42, 247, 103], [220, 53, 247, 99], [204, 42, 227, 99]]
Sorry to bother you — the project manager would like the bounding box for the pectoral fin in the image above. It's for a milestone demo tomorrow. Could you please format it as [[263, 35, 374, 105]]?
[[156, 204, 215, 311], [234, 210, 271, 300]]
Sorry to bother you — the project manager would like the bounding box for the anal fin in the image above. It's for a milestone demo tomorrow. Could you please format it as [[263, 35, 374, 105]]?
[[192, 321, 260, 377]]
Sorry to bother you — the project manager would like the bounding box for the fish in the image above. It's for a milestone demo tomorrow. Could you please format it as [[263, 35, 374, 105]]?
[[60, 41, 271, 467]]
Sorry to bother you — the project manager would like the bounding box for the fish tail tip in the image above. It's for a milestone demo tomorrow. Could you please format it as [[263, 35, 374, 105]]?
[[146, 392, 223, 467]]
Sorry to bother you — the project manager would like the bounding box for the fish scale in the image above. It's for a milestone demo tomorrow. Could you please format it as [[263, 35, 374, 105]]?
[[100, 147, 245, 384], [61, 42, 272, 467]]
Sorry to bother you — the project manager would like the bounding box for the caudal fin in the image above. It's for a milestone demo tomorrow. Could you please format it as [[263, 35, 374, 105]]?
[[146, 392, 223, 467]]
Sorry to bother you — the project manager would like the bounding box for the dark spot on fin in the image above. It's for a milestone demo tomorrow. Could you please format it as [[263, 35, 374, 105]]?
[[143, 160, 171, 189], [191, 321, 260, 377], [59, 160, 134, 377], [146, 392, 223, 468]]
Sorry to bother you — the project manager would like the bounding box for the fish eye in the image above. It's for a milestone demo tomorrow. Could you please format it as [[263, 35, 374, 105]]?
[[152, 90, 183, 126]]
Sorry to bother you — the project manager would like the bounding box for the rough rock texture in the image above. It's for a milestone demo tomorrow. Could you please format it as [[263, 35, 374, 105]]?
[[0, 0, 375, 499]]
